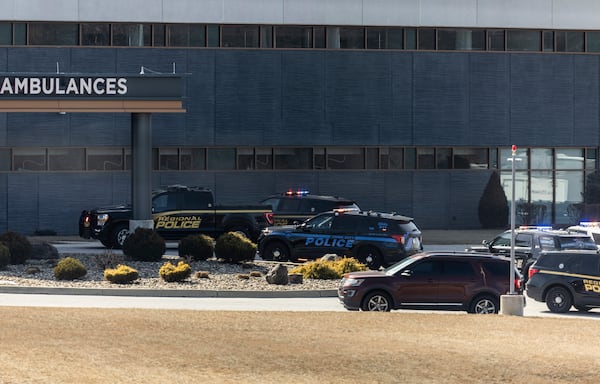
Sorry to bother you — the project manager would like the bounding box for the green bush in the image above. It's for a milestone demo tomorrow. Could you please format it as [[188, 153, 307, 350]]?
[[290, 258, 368, 280], [159, 261, 192, 282], [178, 234, 214, 261], [122, 227, 165, 262], [53, 257, 87, 280], [0, 231, 32, 265], [214, 232, 257, 263], [104, 264, 139, 284], [0, 244, 9, 269]]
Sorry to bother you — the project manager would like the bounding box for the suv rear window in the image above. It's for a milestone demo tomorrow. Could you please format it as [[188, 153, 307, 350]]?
[[557, 236, 597, 250]]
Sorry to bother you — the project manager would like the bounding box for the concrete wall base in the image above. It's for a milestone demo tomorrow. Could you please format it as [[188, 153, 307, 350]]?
[[500, 294, 525, 316]]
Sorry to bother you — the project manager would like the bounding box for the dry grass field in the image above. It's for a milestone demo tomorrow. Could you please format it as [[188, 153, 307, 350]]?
[[0, 308, 598, 383]]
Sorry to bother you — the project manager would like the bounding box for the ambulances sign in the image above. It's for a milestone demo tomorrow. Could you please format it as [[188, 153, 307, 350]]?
[[0, 75, 182, 99]]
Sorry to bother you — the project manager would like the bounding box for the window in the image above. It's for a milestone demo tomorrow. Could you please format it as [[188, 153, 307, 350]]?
[[29, 23, 78, 45], [0, 148, 10, 171], [260, 25, 273, 48], [327, 27, 364, 49], [87, 148, 123, 171], [13, 148, 46, 171], [442, 260, 475, 277], [514, 234, 532, 247], [113, 24, 151, 46], [81, 24, 110, 46], [367, 28, 403, 49], [181, 148, 205, 170], [418, 28, 435, 50], [438, 29, 484, 50], [153, 24, 165, 46], [237, 148, 254, 170], [167, 24, 204, 47], [587, 32, 600, 52], [543, 31, 554, 51], [48, 148, 84, 171], [222, 25, 259, 48], [0, 23, 12, 45], [507, 30, 540, 51], [487, 30, 505, 51], [207, 148, 235, 170], [256, 148, 273, 170], [405, 29, 417, 49], [158, 148, 179, 170], [274, 148, 312, 169], [453, 148, 488, 169], [556, 31, 584, 52], [207, 25, 220, 47], [327, 147, 364, 169], [417, 148, 435, 169], [556, 149, 583, 170], [276, 26, 313, 48], [436, 148, 451, 169]]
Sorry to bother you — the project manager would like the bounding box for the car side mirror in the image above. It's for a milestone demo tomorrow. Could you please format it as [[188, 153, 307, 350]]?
[[299, 223, 313, 232]]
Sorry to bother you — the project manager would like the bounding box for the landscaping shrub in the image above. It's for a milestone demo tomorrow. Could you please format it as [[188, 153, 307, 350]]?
[[104, 264, 139, 284], [214, 232, 257, 263], [0, 231, 32, 264], [290, 258, 368, 280], [159, 261, 192, 282], [0, 244, 9, 269], [178, 234, 214, 261], [53, 257, 87, 280], [122, 227, 165, 262]]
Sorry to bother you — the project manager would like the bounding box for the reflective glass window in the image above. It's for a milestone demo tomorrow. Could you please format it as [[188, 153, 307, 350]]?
[[0, 23, 12, 45], [158, 148, 179, 170], [500, 147, 528, 170], [222, 25, 259, 48], [13, 148, 46, 171], [274, 148, 312, 169], [167, 24, 204, 47], [237, 148, 254, 170], [207, 25, 220, 47], [438, 29, 484, 50], [327, 147, 364, 169], [507, 30, 540, 51], [405, 148, 416, 169], [557, 171, 584, 225], [256, 148, 273, 170], [314, 27, 326, 48], [487, 30, 505, 51], [530, 170, 552, 224], [13, 23, 26, 45], [366, 148, 379, 169], [585, 148, 597, 169], [453, 148, 488, 169], [531, 148, 553, 169], [556, 31, 584, 52], [81, 24, 109, 46], [543, 31, 554, 51], [29, 23, 78, 45], [49, 148, 85, 171], [417, 148, 435, 169], [418, 28, 435, 50], [87, 148, 123, 171], [207, 148, 235, 170], [327, 27, 364, 49], [180, 148, 205, 170], [367, 28, 403, 49], [556, 148, 583, 170], [314, 147, 325, 170], [276, 26, 313, 48], [113, 24, 151, 46], [261, 25, 273, 48], [153, 24, 165, 46], [405, 29, 417, 50], [587, 32, 600, 52], [0, 148, 10, 171], [436, 148, 451, 169]]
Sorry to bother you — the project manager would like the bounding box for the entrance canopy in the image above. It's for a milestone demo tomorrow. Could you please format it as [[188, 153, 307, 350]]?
[[0, 74, 185, 113]]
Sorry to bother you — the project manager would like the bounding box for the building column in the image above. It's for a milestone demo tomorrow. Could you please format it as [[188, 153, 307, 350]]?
[[130, 112, 154, 232]]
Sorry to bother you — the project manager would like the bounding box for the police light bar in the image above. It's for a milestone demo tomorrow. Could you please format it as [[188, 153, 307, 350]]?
[[519, 225, 553, 231], [285, 189, 310, 196], [579, 221, 600, 228]]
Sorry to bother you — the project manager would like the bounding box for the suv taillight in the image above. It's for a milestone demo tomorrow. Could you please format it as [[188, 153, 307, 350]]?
[[391, 234, 404, 244], [528, 267, 539, 280], [264, 212, 274, 226], [514, 277, 522, 291]]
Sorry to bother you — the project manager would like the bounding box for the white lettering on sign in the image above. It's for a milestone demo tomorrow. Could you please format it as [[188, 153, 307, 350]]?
[[0, 77, 128, 96]]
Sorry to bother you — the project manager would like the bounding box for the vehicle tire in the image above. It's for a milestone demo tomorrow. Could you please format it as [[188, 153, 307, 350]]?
[[357, 246, 382, 270], [545, 286, 573, 313], [468, 295, 499, 314], [575, 305, 591, 312], [262, 241, 291, 262], [361, 291, 392, 312], [111, 223, 129, 249]]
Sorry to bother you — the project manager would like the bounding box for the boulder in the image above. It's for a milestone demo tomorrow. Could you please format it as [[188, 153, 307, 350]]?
[[288, 273, 303, 284], [30, 242, 59, 260], [265, 264, 289, 285]]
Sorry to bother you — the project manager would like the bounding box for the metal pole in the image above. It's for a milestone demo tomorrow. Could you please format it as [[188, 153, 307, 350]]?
[[509, 145, 516, 294]]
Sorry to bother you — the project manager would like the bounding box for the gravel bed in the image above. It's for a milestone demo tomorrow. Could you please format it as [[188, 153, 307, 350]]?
[[0, 253, 340, 291]]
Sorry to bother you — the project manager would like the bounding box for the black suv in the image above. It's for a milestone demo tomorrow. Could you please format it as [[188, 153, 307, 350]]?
[[258, 210, 422, 269], [466, 227, 597, 282], [527, 250, 600, 313], [260, 190, 359, 226], [339, 252, 522, 313]]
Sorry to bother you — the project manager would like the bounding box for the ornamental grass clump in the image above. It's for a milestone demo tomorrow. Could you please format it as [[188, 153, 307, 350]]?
[[290, 257, 368, 280], [0, 231, 32, 265], [53, 257, 87, 280], [104, 264, 139, 284], [122, 227, 165, 262], [214, 232, 257, 263], [178, 234, 214, 261], [159, 261, 192, 282]]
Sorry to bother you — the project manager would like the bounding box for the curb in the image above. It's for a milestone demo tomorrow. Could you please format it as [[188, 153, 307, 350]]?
[[0, 286, 338, 298]]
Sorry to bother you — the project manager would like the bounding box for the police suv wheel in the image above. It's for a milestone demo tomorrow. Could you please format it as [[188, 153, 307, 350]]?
[[357, 247, 382, 270], [262, 241, 290, 262], [545, 286, 572, 313], [111, 224, 129, 249]]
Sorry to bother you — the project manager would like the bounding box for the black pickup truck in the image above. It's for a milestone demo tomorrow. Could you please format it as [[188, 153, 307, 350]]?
[[79, 185, 274, 248]]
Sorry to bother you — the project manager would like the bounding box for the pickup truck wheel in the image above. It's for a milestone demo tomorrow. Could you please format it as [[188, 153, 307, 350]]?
[[111, 224, 129, 249], [262, 241, 290, 262]]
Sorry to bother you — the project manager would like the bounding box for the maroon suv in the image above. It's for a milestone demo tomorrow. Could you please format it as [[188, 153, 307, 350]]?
[[338, 251, 522, 313]]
